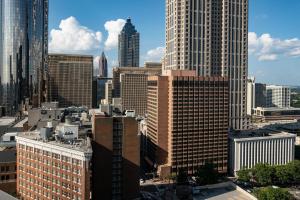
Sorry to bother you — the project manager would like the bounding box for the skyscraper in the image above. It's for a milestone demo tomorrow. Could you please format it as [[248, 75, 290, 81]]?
[[165, 0, 249, 130], [48, 54, 93, 108], [146, 70, 229, 176], [0, 0, 48, 115], [118, 18, 140, 67], [99, 52, 108, 78]]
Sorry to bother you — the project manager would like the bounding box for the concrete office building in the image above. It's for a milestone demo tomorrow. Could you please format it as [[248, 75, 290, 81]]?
[[229, 130, 296, 175], [253, 107, 300, 121], [165, 0, 249, 130], [146, 70, 229, 176], [266, 85, 291, 108], [16, 130, 92, 200], [118, 18, 139, 67], [95, 77, 112, 106], [112, 66, 161, 98], [104, 80, 113, 105], [255, 83, 267, 108], [247, 78, 255, 115], [91, 112, 140, 200], [99, 52, 108, 78], [48, 54, 93, 108], [0, 0, 48, 115], [120, 73, 148, 116]]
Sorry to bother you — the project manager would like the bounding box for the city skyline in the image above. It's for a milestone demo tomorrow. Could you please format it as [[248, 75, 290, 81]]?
[[48, 0, 300, 86]]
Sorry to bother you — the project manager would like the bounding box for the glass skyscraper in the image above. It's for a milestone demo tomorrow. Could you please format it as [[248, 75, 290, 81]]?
[[0, 0, 48, 115], [118, 18, 140, 67]]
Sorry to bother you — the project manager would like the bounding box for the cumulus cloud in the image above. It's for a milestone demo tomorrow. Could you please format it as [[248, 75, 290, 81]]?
[[249, 32, 300, 61], [144, 47, 165, 62], [49, 16, 102, 53], [104, 19, 126, 50]]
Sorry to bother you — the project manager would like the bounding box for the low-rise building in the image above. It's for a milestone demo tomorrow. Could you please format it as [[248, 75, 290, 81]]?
[[229, 129, 296, 175], [253, 107, 300, 121], [16, 130, 92, 200]]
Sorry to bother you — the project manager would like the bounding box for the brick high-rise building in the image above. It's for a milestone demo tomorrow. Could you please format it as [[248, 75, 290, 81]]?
[[48, 54, 93, 108], [165, 0, 249, 130], [16, 131, 92, 200], [91, 112, 140, 200], [146, 70, 229, 176]]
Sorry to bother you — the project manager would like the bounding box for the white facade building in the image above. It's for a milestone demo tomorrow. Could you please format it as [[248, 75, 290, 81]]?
[[266, 85, 291, 108], [229, 130, 296, 175], [247, 78, 255, 115]]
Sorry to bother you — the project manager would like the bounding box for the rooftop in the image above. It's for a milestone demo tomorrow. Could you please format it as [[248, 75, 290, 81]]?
[[255, 107, 300, 111], [0, 190, 18, 200], [230, 129, 296, 140], [0, 117, 16, 127], [16, 131, 92, 154]]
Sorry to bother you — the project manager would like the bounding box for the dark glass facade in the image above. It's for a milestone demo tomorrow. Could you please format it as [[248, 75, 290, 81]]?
[[118, 18, 140, 67], [0, 0, 48, 115]]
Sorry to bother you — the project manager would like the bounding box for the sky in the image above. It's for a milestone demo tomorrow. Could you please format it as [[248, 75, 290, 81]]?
[[49, 0, 300, 86]]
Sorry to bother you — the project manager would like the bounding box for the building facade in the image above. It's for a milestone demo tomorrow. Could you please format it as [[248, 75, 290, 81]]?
[[165, 0, 249, 130], [48, 54, 93, 108], [104, 80, 113, 105], [99, 52, 108, 78], [120, 73, 148, 116], [247, 78, 255, 115], [266, 85, 291, 108], [0, 149, 16, 195], [229, 130, 296, 175], [146, 70, 229, 176], [95, 77, 112, 106], [112, 66, 161, 98], [91, 112, 140, 200], [16, 131, 92, 200], [255, 83, 267, 108], [118, 18, 140, 67], [0, 0, 48, 115]]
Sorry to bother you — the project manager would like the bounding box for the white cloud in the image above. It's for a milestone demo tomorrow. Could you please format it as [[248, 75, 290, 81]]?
[[49, 16, 102, 53], [249, 32, 300, 61], [104, 19, 126, 50], [144, 47, 165, 62]]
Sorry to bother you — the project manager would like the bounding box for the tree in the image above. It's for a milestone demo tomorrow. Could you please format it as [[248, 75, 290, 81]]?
[[195, 163, 219, 185], [237, 168, 252, 182], [287, 160, 300, 184], [275, 165, 291, 185], [255, 187, 293, 200], [176, 169, 188, 185], [253, 163, 275, 186]]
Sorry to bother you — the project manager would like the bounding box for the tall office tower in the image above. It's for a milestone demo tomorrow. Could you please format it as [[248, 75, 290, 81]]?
[[48, 54, 93, 108], [266, 85, 291, 108], [165, 0, 249, 130], [16, 130, 92, 200], [104, 80, 113, 104], [91, 112, 140, 200], [120, 73, 148, 116], [247, 78, 255, 115], [255, 83, 267, 108], [112, 66, 161, 98], [147, 70, 229, 176], [0, 0, 48, 115], [95, 77, 112, 106], [118, 18, 140, 67], [99, 52, 108, 78]]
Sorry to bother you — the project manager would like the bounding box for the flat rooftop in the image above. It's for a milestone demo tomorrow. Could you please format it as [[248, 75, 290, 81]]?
[[255, 107, 300, 111], [0, 117, 15, 127], [230, 129, 295, 140], [16, 131, 92, 153]]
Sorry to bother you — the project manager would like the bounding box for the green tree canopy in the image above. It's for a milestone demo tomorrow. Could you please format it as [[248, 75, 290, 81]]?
[[253, 163, 275, 186], [195, 163, 219, 185], [237, 168, 252, 182]]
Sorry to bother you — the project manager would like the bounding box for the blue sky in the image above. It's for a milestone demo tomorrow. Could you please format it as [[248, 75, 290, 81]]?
[[49, 0, 300, 86]]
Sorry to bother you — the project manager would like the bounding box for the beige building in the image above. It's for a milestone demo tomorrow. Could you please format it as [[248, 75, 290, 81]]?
[[146, 70, 229, 176], [112, 66, 162, 98], [104, 80, 113, 105], [48, 54, 93, 108], [120, 73, 148, 116], [165, 0, 249, 130]]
